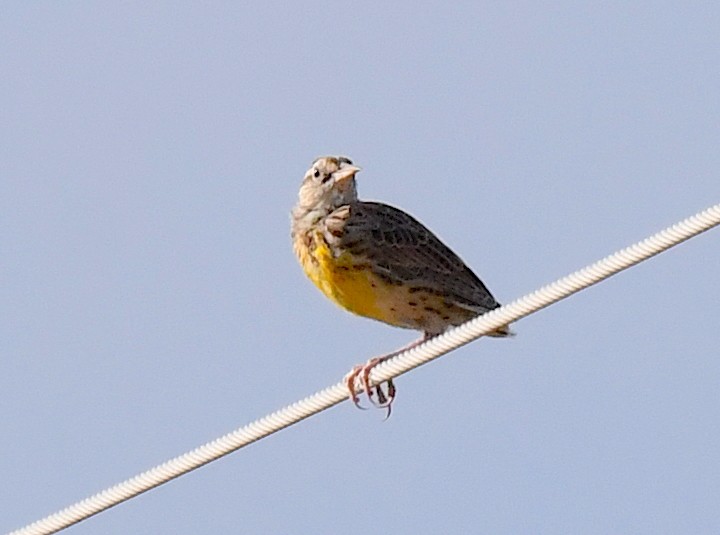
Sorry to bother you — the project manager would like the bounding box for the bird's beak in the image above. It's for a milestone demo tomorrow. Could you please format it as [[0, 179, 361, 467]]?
[[333, 165, 361, 184]]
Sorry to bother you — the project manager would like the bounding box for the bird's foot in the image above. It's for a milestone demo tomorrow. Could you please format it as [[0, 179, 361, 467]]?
[[343, 334, 431, 418], [344, 357, 395, 418]]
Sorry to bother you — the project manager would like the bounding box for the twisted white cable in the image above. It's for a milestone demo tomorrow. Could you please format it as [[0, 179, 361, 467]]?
[[9, 203, 720, 535]]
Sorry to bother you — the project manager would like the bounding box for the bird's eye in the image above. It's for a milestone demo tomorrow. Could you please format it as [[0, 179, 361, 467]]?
[[313, 169, 320, 178]]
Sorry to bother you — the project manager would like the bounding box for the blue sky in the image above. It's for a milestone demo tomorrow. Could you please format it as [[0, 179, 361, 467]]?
[[2, 3, 719, 534]]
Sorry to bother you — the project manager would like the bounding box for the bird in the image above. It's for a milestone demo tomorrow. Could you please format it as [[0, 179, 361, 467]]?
[[291, 156, 511, 414]]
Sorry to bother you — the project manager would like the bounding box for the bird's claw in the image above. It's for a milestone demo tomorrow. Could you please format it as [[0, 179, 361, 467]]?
[[344, 358, 395, 417]]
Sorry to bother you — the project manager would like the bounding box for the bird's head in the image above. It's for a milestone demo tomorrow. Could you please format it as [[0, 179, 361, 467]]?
[[295, 156, 360, 216]]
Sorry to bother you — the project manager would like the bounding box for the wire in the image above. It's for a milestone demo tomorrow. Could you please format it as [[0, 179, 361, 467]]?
[[8, 203, 720, 535]]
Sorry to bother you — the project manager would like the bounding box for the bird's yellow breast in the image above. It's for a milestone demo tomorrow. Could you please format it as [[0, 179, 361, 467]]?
[[297, 231, 385, 320]]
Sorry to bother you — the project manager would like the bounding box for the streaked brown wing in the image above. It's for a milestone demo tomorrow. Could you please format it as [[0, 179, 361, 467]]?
[[335, 201, 501, 314]]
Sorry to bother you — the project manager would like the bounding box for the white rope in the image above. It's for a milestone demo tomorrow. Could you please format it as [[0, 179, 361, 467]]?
[[8, 203, 720, 535]]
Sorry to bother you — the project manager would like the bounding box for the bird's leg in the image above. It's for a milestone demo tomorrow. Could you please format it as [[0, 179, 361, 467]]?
[[345, 333, 431, 416]]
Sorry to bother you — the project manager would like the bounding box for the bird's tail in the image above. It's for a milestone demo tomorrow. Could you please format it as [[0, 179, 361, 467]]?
[[487, 324, 515, 337]]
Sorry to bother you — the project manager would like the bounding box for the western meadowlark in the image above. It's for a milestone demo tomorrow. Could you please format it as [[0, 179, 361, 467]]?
[[291, 156, 511, 413]]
